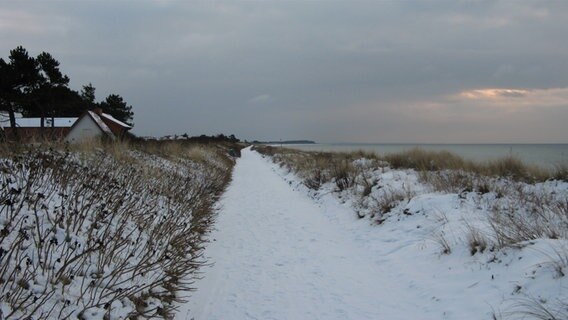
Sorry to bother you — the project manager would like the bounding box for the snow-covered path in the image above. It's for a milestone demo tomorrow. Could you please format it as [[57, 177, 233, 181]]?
[[176, 147, 568, 320], [179, 148, 422, 320]]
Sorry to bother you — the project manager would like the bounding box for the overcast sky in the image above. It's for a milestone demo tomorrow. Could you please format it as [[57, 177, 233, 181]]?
[[1, 1, 567, 143]]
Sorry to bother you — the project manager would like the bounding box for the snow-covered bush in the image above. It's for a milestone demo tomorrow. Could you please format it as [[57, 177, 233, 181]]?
[[0, 142, 235, 319], [255, 145, 568, 318]]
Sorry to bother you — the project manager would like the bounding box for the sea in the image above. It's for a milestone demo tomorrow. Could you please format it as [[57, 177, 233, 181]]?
[[281, 143, 568, 169]]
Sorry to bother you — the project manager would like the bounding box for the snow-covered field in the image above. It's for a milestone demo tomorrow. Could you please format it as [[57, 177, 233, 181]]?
[[0, 143, 235, 319], [181, 147, 568, 320]]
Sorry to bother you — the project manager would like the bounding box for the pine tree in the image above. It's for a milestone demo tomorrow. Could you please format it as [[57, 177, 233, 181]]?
[[81, 83, 96, 107], [32, 52, 70, 129], [99, 94, 134, 125], [0, 46, 40, 140]]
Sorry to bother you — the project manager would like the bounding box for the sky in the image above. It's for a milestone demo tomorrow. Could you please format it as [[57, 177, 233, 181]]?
[[1, 1, 567, 143]]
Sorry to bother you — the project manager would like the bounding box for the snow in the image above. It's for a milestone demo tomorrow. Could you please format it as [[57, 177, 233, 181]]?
[[88, 111, 115, 137], [101, 113, 132, 128], [0, 146, 232, 319], [2, 117, 77, 128], [179, 147, 568, 320]]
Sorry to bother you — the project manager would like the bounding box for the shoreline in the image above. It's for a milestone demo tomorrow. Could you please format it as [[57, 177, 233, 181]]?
[[282, 143, 568, 169]]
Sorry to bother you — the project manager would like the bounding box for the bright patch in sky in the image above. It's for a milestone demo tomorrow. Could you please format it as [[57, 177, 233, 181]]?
[[460, 88, 529, 99], [455, 87, 568, 109]]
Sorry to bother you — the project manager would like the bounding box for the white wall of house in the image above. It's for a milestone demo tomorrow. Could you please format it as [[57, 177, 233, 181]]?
[[65, 116, 103, 143]]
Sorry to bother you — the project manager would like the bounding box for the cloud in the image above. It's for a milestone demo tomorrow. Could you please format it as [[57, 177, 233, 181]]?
[[0, 9, 70, 36], [459, 88, 529, 99], [249, 94, 272, 104], [454, 87, 568, 109], [1, 1, 568, 142]]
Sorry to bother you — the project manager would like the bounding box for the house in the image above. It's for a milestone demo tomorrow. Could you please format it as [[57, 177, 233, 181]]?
[[1, 116, 77, 141], [0, 108, 132, 143], [65, 108, 132, 143]]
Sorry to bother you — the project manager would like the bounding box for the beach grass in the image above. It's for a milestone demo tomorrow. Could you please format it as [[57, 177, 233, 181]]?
[[254, 145, 564, 183], [253, 144, 568, 250], [255, 145, 568, 320], [0, 138, 241, 318]]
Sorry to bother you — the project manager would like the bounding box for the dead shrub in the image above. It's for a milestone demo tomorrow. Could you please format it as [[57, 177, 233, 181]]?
[[483, 156, 547, 181], [304, 169, 326, 190], [509, 296, 568, 320], [367, 188, 413, 222], [384, 148, 557, 183], [487, 194, 568, 250], [465, 222, 490, 255], [553, 163, 568, 182], [331, 160, 355, 191], [432, 232, 452, 255], [0, 142, 236, 319], [383, 148, 469, 171]]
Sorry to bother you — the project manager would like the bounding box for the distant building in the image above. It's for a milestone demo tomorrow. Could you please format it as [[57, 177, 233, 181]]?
[[1, 117, 77, 141], [65, 108, 132, 143], [0, 108, 132, 143]]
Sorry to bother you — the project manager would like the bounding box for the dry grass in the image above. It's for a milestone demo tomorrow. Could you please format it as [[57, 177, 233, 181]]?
[[254, 145, 568, 318], [433, 232, 452, 255], [0, 140, 239, 319], [552, 163, 568, 182], [0, 140, 19, 157], [384, 148, 470, 171], [464, 222, 490, 255], [508, 296, 567, 320], [487, 193, 568, 250], [254, 145, 417, 222], [253, 145, 385, 193], [255, 146, 563, 183], [255, 145, 568, 246], [133, 140, 241, 170], [484, 156, 549, 181], [369, 189, 413, 223], [385, 148, 552, 182], [537, 243, 568, 278]]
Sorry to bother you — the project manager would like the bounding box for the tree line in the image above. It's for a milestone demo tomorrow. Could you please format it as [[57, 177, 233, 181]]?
[[0, 46, 134, 139]]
